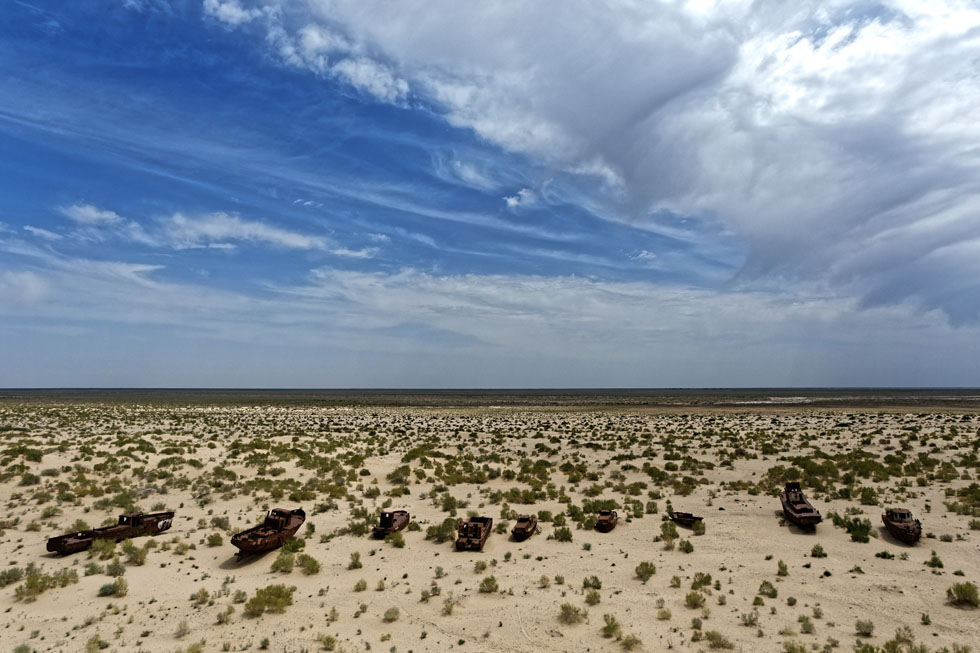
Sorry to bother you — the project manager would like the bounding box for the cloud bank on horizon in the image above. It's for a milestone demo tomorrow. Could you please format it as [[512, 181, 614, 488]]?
[[1, 0, 979, 386]]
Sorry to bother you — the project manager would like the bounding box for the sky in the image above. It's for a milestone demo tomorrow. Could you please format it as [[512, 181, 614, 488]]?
[[2, 0, 980, 388]]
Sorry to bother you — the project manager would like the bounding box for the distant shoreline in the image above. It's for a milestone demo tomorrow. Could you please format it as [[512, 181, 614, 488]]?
[[3, 387, 980, 409]]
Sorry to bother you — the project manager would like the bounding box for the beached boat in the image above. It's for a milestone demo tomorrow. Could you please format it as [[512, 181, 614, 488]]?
[[510, 515, 537, 541], [882, 507, 921, 544], [669, 512, 703, 527], [456, 516, 492, 551], [231, 507, 305, 556], [373, 510, 410, 538], [780, 482, 822, 527], [47, 511, 174, 554], [595, 509, 618, 532]]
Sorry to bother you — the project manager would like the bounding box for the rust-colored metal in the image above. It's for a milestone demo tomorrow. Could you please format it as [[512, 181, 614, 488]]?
[[510, 515, 537, 541], [46, 511, 174, 555], [882, 507, 921, 544], [373, 510, 410, 538], [456, 516, 492, 551], [669, 511, 703, 528], [231, 507, 305, 556], [780, 482, 822, 527], [595, 509, 618, 532]]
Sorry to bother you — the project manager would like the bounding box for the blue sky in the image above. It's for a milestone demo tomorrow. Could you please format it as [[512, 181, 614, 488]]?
[[2, 0, 980, 387]]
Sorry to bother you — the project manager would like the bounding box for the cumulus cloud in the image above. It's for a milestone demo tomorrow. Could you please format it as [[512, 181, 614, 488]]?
[[504, 188, 536, 209], [207, 0, 980, 322], [203, 0, 261, 26]]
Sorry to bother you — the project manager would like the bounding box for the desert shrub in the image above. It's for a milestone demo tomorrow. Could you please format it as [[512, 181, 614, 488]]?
[[585, 589, 601, 606], [558, 603, 587, 624], [829, 512, 872, 543], [657, 607, 671, 620], [741, 610, 759, 626], [105, 558, 125, 577], [810, 543, 826, 558], [97, 577, 127, 597], [550, 526, 573, 542], [121, 540, 148, 565], [243, 584, 295, 617], [89, 538, 116, 560], [691, 572, 712, 591], [474, 560, 488, 574], [758, 580, 778, 598], [855, 619, 874, 636], [354, 579, 367, 592], [692, 520, 706, 536], [385, 531, 405, 548], [705, 630, 734, 649], [601, 613, 621, 638], [0, 567, 24, 587], [926, 551, 943, 568], [383, 607, 400, 622], [620, 634, 642, 651], [206, 533, 223, 547], [798, 615, 814, 634], [425, 518, 458, 544], [348, 552, 362, 570], [946, 582, 979, 608], [479, 576, 499, 593], [661, 521, 679, 540], [296, 554, 320, 575], [679, 539, 694, 553], [685, 592, 706, 609], [15, 567, 79, 602], [270, 551, 294, 573], [583, 575, 602, 590], [635, 561, 656, 583], [777, 559, 788, 576]]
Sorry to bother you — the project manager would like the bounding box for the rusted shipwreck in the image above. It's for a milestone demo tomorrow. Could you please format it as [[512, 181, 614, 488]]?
[[456, 516, 492, 551], [780, 482, 822, 527], [373, 510, 410, 538], [595, 509, 618, 532], [231, 507, 305, 557], [668, 511, 703, 528], [882, 507, 921, 544], [46, 511, 174, 554], [510, 514, 537, 541]]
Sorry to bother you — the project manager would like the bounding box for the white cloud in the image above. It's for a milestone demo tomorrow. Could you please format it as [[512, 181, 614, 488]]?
[[203, 0, 261, 26], [0, 271, 49, 304], [23, 226, 62, 241], [61, 203, 123, 225], [504, 188, 536, 209], [162, 212, 328, 250], [328, 246, 378, 259], [212, 0, 980, 322]]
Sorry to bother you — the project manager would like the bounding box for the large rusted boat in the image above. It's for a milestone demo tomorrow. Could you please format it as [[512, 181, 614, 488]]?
[[595, 510, 618, 532], [373, 510, 410, 538], [669, 512, 703, 528], [46, 511, 174, 554], [456, 516, 492, 551], [510, 515, 537, 541], [882, 507, 921, 544], [231, 507, 305, 556], [780, 482, 822, 527]]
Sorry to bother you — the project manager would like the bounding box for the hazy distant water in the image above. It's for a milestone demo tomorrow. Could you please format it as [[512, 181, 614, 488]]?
[[2, 388, 979, 408]]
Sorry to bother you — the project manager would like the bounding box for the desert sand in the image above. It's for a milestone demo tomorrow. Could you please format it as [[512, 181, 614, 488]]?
[[0, 396, 977, 652]]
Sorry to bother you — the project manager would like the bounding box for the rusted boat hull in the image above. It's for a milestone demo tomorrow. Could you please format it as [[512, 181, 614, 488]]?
[[46, 511, 174, 555], [510, 516, 537, 541], [669, 512, 703, 528], [231, 508, 305, 556], [595, 510, 618, 533], [882, 510, 921, 544], [780, 483, 822, 527], [456, 516, 492, 551], [373, 510, 410, 538]]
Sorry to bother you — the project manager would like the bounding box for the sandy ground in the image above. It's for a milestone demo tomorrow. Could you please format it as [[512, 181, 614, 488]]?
[[0, 402, 977, 652]]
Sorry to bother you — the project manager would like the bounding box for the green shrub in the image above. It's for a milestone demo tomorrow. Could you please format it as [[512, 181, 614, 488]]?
[[550, 526, 573, 542], [385, 531, 405, 548], [89, 538, 116, 561], [678, 539, 694, 553], [585, 589, 601, 606], [121, 540, 148, 565], [206, 533, 223, 547], [810, 543, 826, 558], [705, 630, 733, 649], [635, 561, 656, 583], [425, 518, 459, 543], [946, 582, 979, 608], [15, 567, 79, 602], [243, 584, 295, 617], [620, 634, 642, 651], [479, 576, 499, 593], [348, 552, 362, 570], [0, 567, 24, 587], [583, 575, 602, 590], [97, 577, 127, 597], [558, 603, 587, 625], [758, 580, 778, 598], [692, 520, 706, 536], [855, 619, 874, 637], [383, 607, 400, 622], [270, 551, 294, 573], [296, 554, 320, 575], [601, 614, 621, 639], [685, 592, 706, 609]]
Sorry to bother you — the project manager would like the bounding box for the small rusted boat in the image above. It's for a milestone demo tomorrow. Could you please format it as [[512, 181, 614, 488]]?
[[510, 515, 537, 541], [595, 509, 618, 532], [882, 507, 921, 544], [231, 507, 305, 557], [47, 511, 174, 554], [456, 516, 492, 551], [669, 512, 703, 527], [780, 482, 822, 527], [373, 510, 410, 538]]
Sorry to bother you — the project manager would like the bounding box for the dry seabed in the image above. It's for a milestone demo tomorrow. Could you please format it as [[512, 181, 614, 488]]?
[[0, 402, 978, 652]]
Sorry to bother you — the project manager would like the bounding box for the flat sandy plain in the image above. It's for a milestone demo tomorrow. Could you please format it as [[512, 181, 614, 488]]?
[[0, 390, 978, 653]]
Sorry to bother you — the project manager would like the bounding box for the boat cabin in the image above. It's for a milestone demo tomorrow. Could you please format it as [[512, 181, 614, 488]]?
[[886, 508, 913, 522], [119, 513, 142, 526]]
